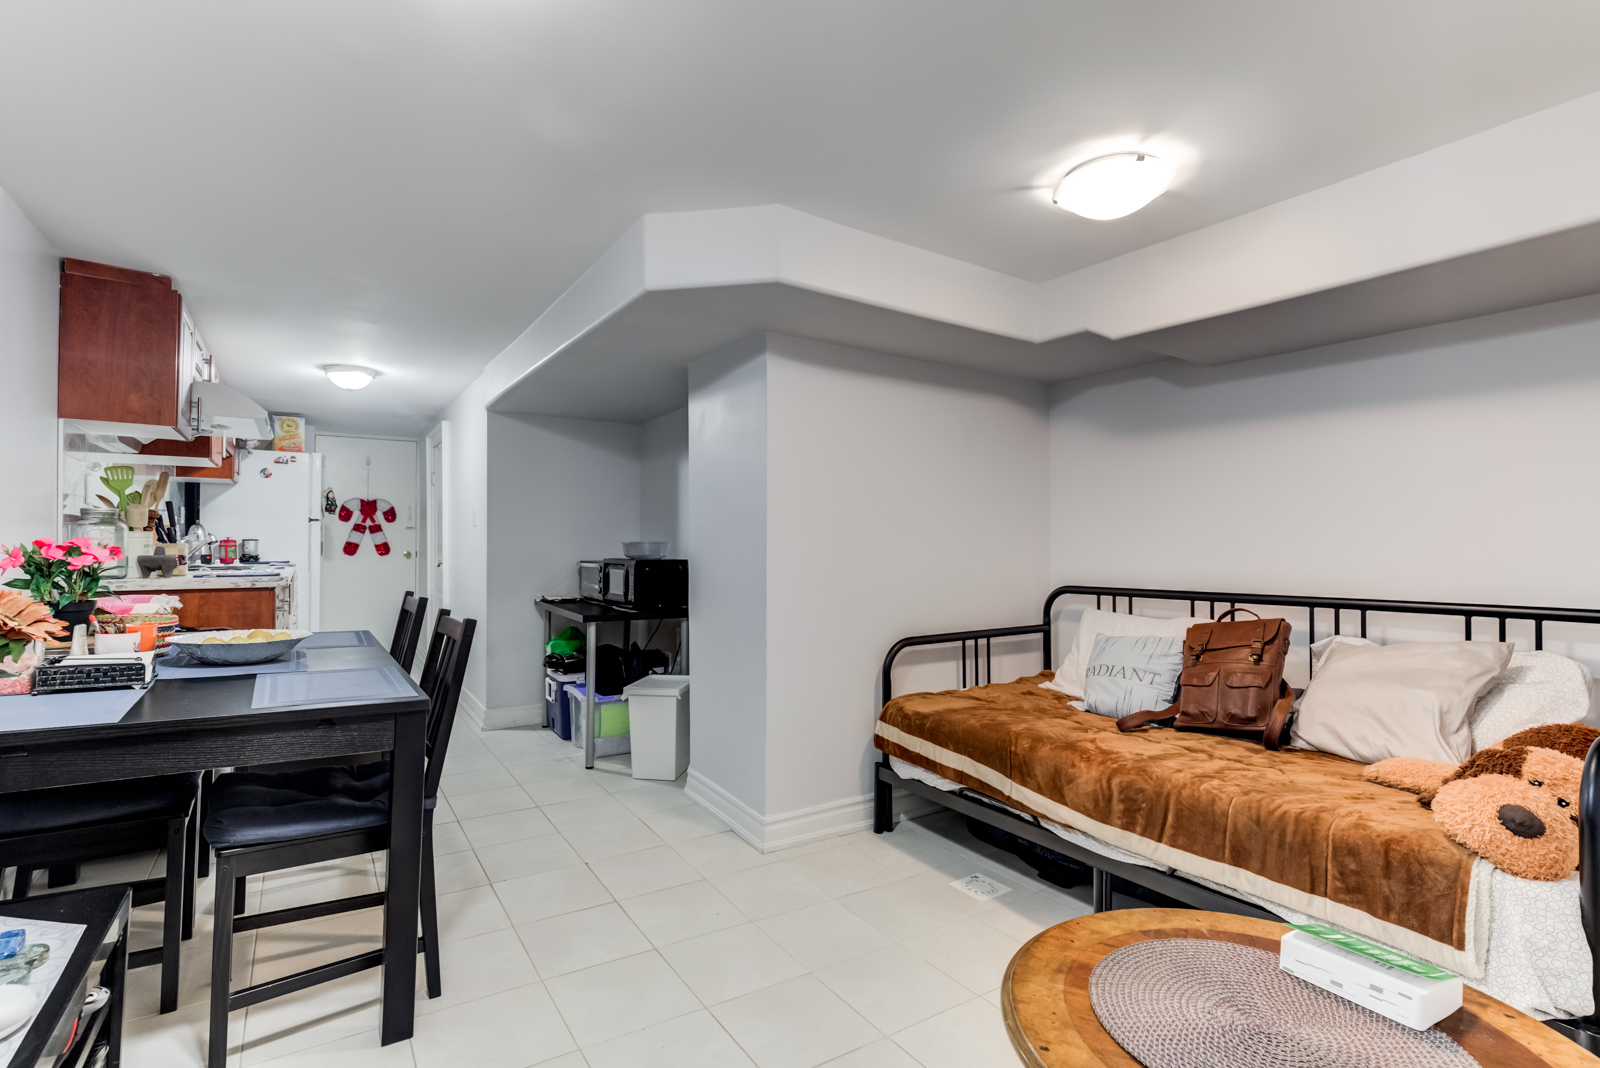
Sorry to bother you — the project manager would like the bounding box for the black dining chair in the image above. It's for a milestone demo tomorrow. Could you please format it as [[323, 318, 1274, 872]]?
[[201, 612, 475, 1068], [0, 774, 198, 1014], [191, 589, 435, 884], [389, 590, 429, 673]]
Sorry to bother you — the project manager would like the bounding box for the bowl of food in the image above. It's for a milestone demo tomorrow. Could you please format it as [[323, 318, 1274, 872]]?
[[164, 629, 312, 665]]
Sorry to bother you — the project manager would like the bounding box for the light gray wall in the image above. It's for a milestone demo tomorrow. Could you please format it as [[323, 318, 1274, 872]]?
[[1048, 293, 1600, 682], [685, 340, 770, 818], [763, 336, 1049, 834], [0, 185, 58, 542], [641, 406, 688, 554], [684, 333, 1049, 847], [485, 412, 643, 720]]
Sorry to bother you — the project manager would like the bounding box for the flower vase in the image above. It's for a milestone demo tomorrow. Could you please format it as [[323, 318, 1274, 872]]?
[[53, 598, 98, 635], [0, 640, 43, 696]]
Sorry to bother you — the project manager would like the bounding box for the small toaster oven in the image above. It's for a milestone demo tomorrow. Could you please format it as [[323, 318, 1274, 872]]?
[[578, 560, 604, 601]]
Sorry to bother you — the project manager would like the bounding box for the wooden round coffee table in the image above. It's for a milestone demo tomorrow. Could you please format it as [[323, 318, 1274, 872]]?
[[1001, 908, 1600, 1068]]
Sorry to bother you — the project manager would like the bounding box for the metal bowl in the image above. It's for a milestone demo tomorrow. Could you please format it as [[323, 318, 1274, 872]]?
[[164, 629, 312, 665]]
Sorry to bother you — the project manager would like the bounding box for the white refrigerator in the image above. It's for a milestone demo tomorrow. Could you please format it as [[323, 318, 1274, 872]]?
[[192, 448, 324, 630]]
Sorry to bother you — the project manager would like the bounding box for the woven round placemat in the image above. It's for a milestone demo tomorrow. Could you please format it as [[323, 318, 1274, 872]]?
[[1088, 939, 1479, 1068]]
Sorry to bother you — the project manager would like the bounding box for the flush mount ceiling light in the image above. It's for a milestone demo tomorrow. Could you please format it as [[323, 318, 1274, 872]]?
[[1052, 152, 1175, 220], [322, 365, 379, 390]]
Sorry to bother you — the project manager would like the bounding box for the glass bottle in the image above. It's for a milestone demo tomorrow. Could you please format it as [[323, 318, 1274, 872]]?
[[68, 508, 129, 579]]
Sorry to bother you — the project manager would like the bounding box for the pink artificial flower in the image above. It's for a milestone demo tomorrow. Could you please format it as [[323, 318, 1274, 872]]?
[[31, 539, 52, 549], [67, 537, 96, 551], [40, 544, 67, 560], [106, 545, 124, 561], [67, 556, 90, 570], [0, 547, 21, 570]]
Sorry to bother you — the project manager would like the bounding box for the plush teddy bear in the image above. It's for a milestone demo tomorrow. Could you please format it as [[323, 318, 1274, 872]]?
[[1365, 723, 1598, 881]]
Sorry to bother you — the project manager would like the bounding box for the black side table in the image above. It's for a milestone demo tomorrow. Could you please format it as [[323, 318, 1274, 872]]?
[[3, 885, 130, 1068]]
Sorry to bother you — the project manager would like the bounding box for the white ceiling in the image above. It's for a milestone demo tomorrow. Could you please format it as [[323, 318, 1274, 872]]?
[[3, 0, 1599, 434]]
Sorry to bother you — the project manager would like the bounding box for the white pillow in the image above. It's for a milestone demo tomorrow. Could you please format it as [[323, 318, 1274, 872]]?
[[1291, 641, 1513, 764], [1469, 650, 1592, 749], [1303, 637, 1592, 751], [1308, 634, 1374, 673], [1042, 607, 1207, 699]]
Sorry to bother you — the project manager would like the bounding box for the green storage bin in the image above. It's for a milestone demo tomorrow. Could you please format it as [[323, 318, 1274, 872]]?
[[599, 700, 630, 738], [563, 682, 631, 756]]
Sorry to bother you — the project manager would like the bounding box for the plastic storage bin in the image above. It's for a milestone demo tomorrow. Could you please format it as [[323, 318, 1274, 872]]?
[[622, 675, 690, 780], [564, 682, 631, 757], [544, 669, 585, 740]]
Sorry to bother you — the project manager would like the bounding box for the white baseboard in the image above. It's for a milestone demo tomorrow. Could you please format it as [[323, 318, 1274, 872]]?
[[459, 687, 486, 730], [481, 701, 544, 731], [684, 770, 766, 850], [683, 770, 947, 853]]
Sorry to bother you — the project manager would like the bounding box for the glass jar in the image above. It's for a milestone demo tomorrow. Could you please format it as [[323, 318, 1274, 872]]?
[[68, 508, 129, 579]]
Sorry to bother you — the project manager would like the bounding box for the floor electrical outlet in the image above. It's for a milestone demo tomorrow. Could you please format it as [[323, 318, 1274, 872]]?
[[950, 873, 1011, 900]]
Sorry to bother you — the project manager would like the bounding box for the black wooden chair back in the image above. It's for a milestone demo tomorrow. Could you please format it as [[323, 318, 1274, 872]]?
[[389, 591, 428, 672], [420, 614, 476, 803], [416, 609, 452, 698]]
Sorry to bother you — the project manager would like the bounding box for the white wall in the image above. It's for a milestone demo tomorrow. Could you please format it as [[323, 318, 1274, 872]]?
[[484, 412, 643, 725], [685, 340, 770, 819], [0, 185, 58, 543], [686, 334, 1049, 848], [640, 406, 687, 553], [1049, 293, 1600, 682]]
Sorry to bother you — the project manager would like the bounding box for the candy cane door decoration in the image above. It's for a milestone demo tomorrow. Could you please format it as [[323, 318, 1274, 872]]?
[[317, 436, 420, 641], [338, 498, 397, 556]]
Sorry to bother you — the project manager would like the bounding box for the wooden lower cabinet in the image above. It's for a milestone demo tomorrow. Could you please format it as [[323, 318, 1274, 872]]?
[[173, 588, 276, 630]]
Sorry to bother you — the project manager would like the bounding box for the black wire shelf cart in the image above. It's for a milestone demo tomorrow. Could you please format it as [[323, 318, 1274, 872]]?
[[536, 598, 689, 770]]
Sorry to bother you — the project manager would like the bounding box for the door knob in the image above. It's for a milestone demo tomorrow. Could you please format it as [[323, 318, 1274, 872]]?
[[403, 550, 414, 559]]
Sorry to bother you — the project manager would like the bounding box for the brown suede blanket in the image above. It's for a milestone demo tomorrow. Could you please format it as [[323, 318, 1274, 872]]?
[[875, 672, 1479, 970]]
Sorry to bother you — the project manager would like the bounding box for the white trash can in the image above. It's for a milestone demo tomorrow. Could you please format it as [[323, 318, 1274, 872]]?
[[622, 675, 690, 780]]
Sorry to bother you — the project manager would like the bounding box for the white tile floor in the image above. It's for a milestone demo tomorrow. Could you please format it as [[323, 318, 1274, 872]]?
[[64, 717, 1099, 1068]]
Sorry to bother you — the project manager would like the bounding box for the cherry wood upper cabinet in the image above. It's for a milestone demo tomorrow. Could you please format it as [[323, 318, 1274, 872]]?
[[58, 258, 220, 455], [59, 259, 185, 435], [174, 442, 240, 481]]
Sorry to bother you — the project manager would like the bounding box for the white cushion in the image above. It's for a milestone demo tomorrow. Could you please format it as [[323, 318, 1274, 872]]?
[[1042, 607, 1207, 699], [1292, 641, 1513, 764], [1308, 634, 1373, 673], [1303, 637, 1592, 751], [1469, 651, 1592, 749]]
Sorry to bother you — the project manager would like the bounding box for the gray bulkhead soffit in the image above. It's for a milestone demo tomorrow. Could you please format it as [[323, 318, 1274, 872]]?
[[1119, 218, 1600, 366], [486, 282, 1163, 424]]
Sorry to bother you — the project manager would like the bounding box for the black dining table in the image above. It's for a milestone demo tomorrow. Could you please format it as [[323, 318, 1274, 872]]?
[[0, 633, 430, 1048]]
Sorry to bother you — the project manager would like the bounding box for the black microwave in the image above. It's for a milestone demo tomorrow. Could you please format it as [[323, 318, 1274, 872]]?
[[600, 558, 687, 613]]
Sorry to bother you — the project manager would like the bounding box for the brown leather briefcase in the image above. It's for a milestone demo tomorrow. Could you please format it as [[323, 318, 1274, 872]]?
[[1115, 609, 1295, 750]]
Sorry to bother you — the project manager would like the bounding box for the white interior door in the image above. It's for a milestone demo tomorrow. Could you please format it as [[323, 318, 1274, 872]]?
[[426, 429, 444, 605], [317, 435, 420, 641]]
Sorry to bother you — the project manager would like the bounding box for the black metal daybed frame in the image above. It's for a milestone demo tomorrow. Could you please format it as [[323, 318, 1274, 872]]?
[[872, 584, 1600, 1048]]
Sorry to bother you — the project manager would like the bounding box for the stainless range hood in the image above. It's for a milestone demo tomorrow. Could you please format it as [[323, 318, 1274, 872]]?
[[190, 381, 272, 438]]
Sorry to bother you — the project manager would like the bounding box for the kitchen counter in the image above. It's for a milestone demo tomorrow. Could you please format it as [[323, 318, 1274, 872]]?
[[108, 573, 290, 591], [106, 567, 298, 629]]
